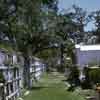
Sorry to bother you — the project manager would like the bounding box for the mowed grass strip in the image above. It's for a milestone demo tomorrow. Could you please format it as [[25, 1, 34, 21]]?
[[23, 72, 85, 100]]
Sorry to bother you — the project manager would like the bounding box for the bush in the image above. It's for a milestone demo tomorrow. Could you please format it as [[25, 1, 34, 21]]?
[[67, 65, 80, 86], [0, 72, 5, 83], [81, 80, 92, 89], [67, 84, 75, 91], [81, 67, 100, 89], [89, 68, 100, 84], [81, 67, 92, 89]]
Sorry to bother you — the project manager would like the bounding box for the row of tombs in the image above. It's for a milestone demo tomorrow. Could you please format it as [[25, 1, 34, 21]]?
[[0, 48, 45, 100]]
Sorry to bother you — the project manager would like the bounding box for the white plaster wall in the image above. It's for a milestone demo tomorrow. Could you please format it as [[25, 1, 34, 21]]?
[[76, 48, 100, 67]]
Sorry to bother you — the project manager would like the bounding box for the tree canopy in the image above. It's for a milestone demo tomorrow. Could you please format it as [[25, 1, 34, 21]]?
[[0, 0, 100, 88]]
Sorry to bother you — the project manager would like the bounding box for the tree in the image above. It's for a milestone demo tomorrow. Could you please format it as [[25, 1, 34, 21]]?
[[43, 9, 77, 71], [0, 0, 59, 88], [67, 5, 90, 44], [15, 0, 59, 88], [71, 5, 90, 32], [90, 10, 100, 43]]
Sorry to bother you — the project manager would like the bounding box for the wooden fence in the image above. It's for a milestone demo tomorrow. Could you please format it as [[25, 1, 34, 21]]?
[[30, 63, 45, 86], [0, 62, 45, 100], [0, 66, 21, 100]]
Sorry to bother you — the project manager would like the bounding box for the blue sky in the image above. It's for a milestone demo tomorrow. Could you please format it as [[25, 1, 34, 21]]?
[[58, 0, 100, 31]]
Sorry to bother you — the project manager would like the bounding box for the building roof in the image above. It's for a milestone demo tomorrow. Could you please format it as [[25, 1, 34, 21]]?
[[75, 44, 100, 51]]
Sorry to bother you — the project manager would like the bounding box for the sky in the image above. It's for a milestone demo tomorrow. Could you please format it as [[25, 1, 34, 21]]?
[[58, 0, 100, 31]]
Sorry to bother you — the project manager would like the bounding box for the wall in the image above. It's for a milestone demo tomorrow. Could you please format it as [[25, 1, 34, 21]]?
[[76, 45, 100, 68]]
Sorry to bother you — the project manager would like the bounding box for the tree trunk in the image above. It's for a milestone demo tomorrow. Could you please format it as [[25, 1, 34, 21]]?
[[23, 55, 31, 89], [60, 43, 64, 72]]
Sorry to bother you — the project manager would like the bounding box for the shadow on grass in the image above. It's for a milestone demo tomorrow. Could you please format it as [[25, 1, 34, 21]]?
[[30, 86, 48, 90], [30, 85, 58, 90], [62, 79, 67, 82]]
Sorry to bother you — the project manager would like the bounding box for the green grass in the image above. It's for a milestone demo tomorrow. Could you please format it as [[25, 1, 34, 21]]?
[[23, 72, 85, 100]]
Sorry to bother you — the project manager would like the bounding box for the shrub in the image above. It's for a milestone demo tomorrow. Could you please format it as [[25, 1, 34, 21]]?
[[67, 84, 75, 91], [67, 65, 80, 86], [81, 67, 92, 89], [81, 67, 100, 89], [0, 72, 5, 83], [89, 68, 100, 84]]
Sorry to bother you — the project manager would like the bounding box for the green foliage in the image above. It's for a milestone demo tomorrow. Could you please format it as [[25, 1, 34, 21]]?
[[0, 0, 96, 89], [81, 67, 100, 89], [68, 66, 80, 86], [0, 72, 4, 82], [0, 43, 14, 53], [42, 0, 55, 4], [89, 68, 100, 84], [67, 84, 75, 91], [90, 10, 100, 43], [81, 67, 91, 89]]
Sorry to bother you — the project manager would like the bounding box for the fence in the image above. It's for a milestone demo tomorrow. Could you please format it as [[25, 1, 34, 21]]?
[[0, 66, 21, 100], [0, 64, 45, 100], [30, 63, 45, 85]]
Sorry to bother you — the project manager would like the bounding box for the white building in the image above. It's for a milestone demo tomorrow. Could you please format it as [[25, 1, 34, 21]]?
[[75, 44, 100, 68]]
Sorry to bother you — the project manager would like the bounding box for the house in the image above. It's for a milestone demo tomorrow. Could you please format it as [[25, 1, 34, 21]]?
[[75, 44, 100, 69]]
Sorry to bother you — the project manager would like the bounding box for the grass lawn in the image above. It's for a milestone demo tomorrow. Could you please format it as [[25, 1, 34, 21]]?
[[22, 72, 85, 100]]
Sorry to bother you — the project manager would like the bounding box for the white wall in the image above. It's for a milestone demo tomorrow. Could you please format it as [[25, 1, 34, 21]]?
[[75, 45, 100, 68]]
